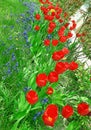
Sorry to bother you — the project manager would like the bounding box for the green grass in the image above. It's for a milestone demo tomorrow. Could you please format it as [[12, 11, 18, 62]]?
[[0, 0, 91, 130]]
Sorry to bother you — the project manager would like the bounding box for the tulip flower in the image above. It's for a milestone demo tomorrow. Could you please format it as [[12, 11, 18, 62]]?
[[69, 61, 78, 71], [48, 71, 59, 83], [77, 102, 90, 116], [55, 62, 67, 74], [46, 87, 54, 95], [35, 14, 41, 20], [36, 73, 48, 87], [52, 39, 59, 46], [34, 25, 40, 31], [61, 105, 74, 118], [44, 39, 50, 46], [42, 104, 58, 127], [26, 90, 38, 105]]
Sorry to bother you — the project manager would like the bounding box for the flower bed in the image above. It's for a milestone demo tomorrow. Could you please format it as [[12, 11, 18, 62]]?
[[0, 0, 91, 130]]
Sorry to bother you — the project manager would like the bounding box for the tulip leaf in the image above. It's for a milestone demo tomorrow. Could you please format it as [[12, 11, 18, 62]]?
[[66, 121, 80, 130], [28, 73, 37, 90]]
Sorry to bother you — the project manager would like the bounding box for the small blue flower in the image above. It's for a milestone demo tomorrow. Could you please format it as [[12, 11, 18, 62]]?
[[23, 30, 27, 35], [41, 97, 49, 104], [12, 53, 16, 61], [24, 35, 28, 40], [15, 62, 19, 67], [41, 110, 44, 114], [8, 45, 14, 51], [6, 62, 10, 66], [23, 87, 32, 92], [10, 25, 14, 29], [47, 34, 52, 40], [8, 36, 12, 40], [33, 116, 37, 121], [23, 87, 28, 92], [7, 68, 11, 75], [37, 112, 41, 116]]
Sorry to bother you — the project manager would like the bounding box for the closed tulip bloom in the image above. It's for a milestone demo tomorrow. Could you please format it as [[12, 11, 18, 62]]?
[[52, 50, 64, 61], [62, 47, 70, 55], [48, 71, 59, 83], [77, 102, 90, 116], [36, 73, 48, 87], [59, 36, 67, 43], [42, 104, 58, 127], [52, 39, 59, 46], [34, 25, 40, 31], [61, 105, 74, 118], [46, 87, 54, 95], [55, 62, 67, 74], [44, 39, 50, 46], [69, 61, 78, 70], [39, 0, 49, 4], [35, 14, 41, 20], [26, 90, 38, 105]]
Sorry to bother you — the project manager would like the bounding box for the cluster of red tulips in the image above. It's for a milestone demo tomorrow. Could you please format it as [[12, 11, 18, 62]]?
[[42, 103, 90, 127], [36, 59, 78, 88], [26, 90, 90, 126], [26, 0, 90, 127], [35, 0, 75, 44]]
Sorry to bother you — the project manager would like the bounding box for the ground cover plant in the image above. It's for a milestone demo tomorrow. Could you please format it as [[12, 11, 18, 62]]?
[[0, 0, 91, 130]]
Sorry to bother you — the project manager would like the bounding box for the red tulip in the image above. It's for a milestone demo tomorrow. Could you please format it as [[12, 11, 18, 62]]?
[[55, 62, 67, 74], [64, 12, 68, 18], [36, 73, 48, 87], [40, 6, 48, 15], [64, 23, 69, 28], [52, 50, 64, 61], [69, 61, 78, 70], [48, 71, 58, 83], [39, 0, 49, 4], [44, 39, 50, 46], [61, 105, 74, 118], [77, 102, 90, 116], [58, 26, 65, 37], [47, 27, 54, 34], [67, 32, 73, 38], [44, 15, 54, 21], [55, 14, 60, 19], [35, 14, 41, 20], [59, 36, 67, 43], [52, 39, 59, 46], [76, 33, 82, 37], [46, 87, 54, 95], [42, 104, 58, 127], [49, 21, 56, 29], [34, 25, 40, 31], [26, 90, 38, 105], [64, 62, 69, 69], [62, 47, 70, 55], [56, 8, 62, 15], [47, 4, 55, 10], [51, 12, 55, 16], [59, 19, 63, 23], [70, 20, 76, 30]]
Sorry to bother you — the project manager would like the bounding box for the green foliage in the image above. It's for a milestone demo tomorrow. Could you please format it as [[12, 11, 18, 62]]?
[[0, 0, 91, 130]]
